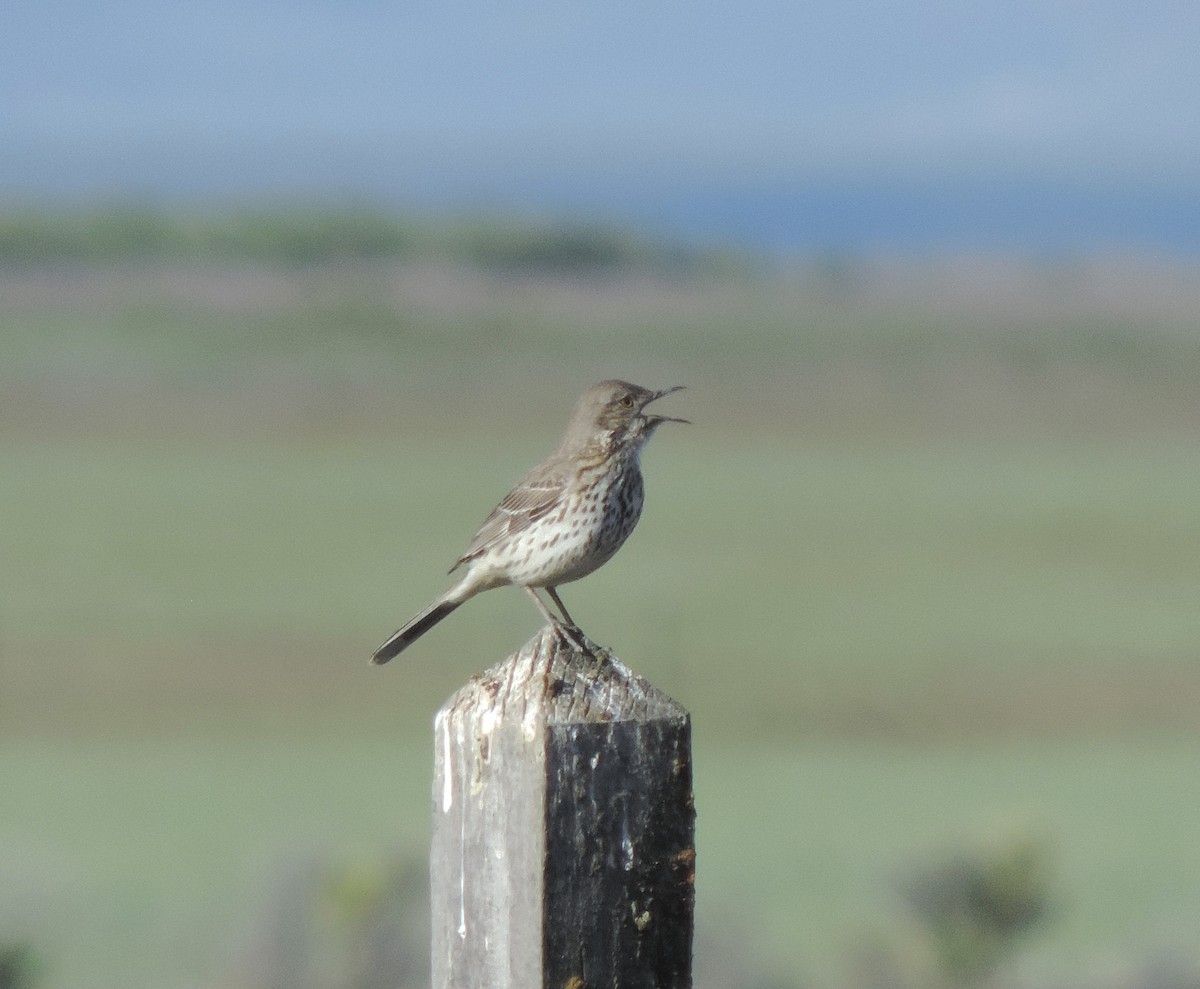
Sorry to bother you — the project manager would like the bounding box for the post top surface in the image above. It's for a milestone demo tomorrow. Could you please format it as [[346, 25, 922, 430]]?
[[437, 627, 689, 727]]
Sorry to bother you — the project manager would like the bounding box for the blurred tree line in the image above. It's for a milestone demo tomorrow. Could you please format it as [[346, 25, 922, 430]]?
[[0, 204, 741, 274]]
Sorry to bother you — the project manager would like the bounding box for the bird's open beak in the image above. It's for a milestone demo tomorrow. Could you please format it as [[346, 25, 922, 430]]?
[[642, 385, 690, 425]]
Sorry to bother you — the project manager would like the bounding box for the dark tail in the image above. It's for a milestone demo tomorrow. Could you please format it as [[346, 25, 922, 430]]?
[[371, 597, 462, 665]]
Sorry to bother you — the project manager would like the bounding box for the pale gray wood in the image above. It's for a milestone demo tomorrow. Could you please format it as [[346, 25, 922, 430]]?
[[431, 627, 694, 989]]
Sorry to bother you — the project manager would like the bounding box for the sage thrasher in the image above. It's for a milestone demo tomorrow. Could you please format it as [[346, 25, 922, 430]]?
[[370, 380, 687, 664]]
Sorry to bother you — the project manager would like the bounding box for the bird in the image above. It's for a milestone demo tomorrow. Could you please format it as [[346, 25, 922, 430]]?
[[370, 380, 687, 664]]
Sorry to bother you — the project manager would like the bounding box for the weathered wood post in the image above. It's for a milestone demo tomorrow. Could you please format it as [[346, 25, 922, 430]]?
[[431, 626, 695, 989]]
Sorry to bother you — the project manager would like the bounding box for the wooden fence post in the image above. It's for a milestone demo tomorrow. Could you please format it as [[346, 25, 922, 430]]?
[[431, 626, 695, 989]]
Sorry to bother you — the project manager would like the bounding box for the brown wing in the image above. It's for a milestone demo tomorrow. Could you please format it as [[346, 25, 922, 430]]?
[[449, 460, 569, 572]]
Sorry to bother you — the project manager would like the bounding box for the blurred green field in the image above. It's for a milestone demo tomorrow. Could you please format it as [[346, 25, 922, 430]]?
[[2, 222, 1199, 988], [4, 733, 1199, 989], [5, 435, 1200, 741]]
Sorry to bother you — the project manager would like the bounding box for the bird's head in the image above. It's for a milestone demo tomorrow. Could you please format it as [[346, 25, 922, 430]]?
[[566, 380, 688, 454]]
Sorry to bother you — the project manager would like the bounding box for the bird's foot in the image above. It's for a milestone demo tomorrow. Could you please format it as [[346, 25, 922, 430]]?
[[551, 620, 596, 658]]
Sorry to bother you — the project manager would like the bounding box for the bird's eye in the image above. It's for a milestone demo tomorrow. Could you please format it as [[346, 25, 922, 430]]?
[[619, 395, 635, 409]]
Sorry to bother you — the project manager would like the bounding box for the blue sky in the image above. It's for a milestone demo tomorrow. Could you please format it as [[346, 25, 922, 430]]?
[[3, 1, 1199, 251]]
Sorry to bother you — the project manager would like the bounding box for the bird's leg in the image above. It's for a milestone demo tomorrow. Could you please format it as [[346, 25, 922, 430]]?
[[524, 586, 591, 655], [524, 586, 564, 626], [545, 586, 595, 655], [544, 587, 579, 629]]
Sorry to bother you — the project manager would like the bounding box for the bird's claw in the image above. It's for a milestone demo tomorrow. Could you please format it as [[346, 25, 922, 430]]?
[[551, 620, 595, 657]]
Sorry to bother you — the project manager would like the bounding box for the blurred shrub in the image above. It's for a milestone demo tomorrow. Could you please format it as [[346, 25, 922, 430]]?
[[450, 219, 696, 275], [901, 830, 1054, 987], [0, 943, 38, 989], [215, 851, 429, 989]]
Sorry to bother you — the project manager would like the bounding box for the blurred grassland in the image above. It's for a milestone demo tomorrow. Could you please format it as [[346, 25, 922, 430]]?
[[2, 207, 1199, 988], [4, 734, 1199, 989]]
